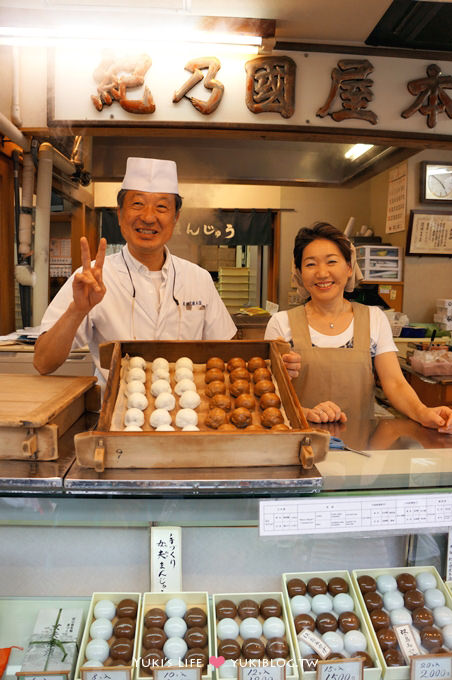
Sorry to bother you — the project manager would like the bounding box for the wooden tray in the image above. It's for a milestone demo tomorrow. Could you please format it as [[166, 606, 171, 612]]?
[[74, 341, 329, 471], [0, 374, 98, 460]]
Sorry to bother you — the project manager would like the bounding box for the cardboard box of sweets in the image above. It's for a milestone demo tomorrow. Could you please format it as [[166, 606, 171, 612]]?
[[74, 340, 329, 471], [282, 571, 382, 680], [212, 591, 299, 680], [74, 592, 141, 680], [352, 566, 452, 680]]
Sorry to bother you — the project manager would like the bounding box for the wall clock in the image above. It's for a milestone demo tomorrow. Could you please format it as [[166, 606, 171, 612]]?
[[420, 161, 452, 203]]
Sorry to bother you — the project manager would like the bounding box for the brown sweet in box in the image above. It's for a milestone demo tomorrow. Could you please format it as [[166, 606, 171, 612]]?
[[205, 368, 225, 384], [235, 394, 256, 410], [205, 380, 226, 397], [227, 357, 246, 372], [253, 367, 272, 383], [211, 394, 232, 411], [206, 357, 225, 371], [254, 379, 275, 397], [205, 408, 227, 429], [247, 357, 267, 372], [230, 368, 251, 383], [229, 379, 250, 397], [261, 407, 283, 428], [230, 407, 252, 428]]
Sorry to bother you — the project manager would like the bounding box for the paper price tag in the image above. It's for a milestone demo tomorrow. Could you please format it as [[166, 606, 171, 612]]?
[[238, 663, 286, 680], [410, 654, 452, 680], [317, 658, 363, 680], [81, 670, 130, 680], [394, 625, 421, 664], [17, 675, 69, 680], [154, 667, 202, 680], [298, 629, 331, 659]]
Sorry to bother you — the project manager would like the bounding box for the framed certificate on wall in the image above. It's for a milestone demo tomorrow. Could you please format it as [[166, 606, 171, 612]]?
[[406, 210, 452, 256]]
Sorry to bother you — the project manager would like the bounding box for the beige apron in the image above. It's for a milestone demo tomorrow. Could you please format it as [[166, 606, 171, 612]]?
[[287, 301, 375, 420]]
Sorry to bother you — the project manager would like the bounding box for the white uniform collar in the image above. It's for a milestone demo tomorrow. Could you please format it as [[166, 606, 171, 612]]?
[[122, 244, 172, 283]]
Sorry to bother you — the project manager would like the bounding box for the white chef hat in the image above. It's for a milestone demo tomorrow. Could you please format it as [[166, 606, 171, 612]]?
[[121, 157, 178, 194]]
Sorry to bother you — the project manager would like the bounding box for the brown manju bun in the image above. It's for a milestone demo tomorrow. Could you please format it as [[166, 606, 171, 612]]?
[[205, 408, 227, 429], [261, 407, 284, 428], [259, 392, 281, 410], [254, 379, 275, 397], [253, 367, 272, 383], [229, 379, 250, 397], [247, 357, 266, 372], [206, 380, 226, 397], [218, 423, 236, 431], [229, 367, 250, 383], [211, 394, 232, 411], [230, 407, 252, 428], [205, 368, 225, 384], [227, 357, 246, 372], [235, 393, 256, 410], [206, 357, 225, 371]]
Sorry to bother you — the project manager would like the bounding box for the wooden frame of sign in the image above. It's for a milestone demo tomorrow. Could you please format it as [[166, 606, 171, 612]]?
[[81, 667, 132, 680], [238, 661, 286, 680], [406, 209, 452, 256], [316, 657, 364, 680], [154, 666, 202, 680], [16, 671, 70, 680], [410, 653, 452, 680]]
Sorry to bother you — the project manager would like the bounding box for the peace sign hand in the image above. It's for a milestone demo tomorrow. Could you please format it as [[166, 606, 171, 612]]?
[[72, 237, 107, 314]]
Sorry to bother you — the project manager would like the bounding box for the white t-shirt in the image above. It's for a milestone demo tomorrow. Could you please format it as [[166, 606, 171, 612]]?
[[264, 305, 397, 357], [39, 245, 237, 389]]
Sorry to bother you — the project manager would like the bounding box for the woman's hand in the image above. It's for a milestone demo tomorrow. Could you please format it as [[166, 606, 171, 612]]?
[[305, 401, 347, 424], [72, 237, 107, 314], [416, 405, 452, 433], [282, 351, 301, 378]]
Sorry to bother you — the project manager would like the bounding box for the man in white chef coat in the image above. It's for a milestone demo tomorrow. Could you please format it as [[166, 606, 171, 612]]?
[[34, 157, 237, 390]]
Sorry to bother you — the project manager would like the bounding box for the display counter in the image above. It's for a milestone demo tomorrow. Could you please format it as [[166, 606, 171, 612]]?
[[0, 415, 451, 608]]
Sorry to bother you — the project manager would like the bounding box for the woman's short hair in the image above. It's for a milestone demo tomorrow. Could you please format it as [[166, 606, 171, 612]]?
[[293, 221, 352, 269], [117, 189, 183, 213]]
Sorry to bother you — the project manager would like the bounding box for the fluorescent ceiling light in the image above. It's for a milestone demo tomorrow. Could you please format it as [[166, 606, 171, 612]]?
[[0, 25, 262, 46], [344, 144, 374, 160]]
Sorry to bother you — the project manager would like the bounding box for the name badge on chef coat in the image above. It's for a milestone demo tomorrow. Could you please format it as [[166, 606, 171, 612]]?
[[183, 300, 206, 310]]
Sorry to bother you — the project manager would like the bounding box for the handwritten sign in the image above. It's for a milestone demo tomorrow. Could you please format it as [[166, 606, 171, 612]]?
[[154, 667, 202, 680], [150, 526, 182, 592], [298, 630, 331, 659], [238, 663, 285, 680], [317, 658, 363, 680], [411, 654, 452, 680], [394, 624, 421, 663], [81, 670, 130, 680]]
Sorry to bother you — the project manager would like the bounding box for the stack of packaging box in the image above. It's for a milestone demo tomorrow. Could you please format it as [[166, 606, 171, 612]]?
[[433, 298, 452, 331]]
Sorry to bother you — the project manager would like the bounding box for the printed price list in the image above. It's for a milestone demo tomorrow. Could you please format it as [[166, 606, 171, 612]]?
[[259, 494, 452, 536]]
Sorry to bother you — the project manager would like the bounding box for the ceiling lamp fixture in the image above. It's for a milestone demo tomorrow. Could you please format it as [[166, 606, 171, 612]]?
[[344, 144, 374, 161], [0, 15, 274, 48]]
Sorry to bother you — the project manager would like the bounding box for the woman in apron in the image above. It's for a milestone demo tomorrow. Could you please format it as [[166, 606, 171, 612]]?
[[265, 222, 452, 432]]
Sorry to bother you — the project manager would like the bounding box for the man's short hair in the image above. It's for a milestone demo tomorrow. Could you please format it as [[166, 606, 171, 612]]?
[[117, 189, 182, 213]]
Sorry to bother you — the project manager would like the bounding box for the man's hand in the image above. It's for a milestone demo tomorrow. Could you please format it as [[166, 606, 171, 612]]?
[[282, 351, 301, 378], [305, 401, 347, 424], [72, 237, 107, 314]]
